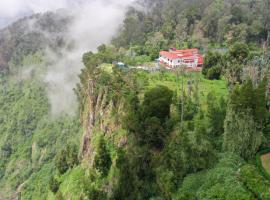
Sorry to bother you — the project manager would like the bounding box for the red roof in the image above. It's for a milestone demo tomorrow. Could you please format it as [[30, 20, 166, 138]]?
[[160, 48, 204, 66], [174, 48, 199, 54], [177, 53, 196, 58], [160, 51, 179, 60]]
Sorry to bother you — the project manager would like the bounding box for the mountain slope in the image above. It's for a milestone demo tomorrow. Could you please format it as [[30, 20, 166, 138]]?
[[0, 10, 72, 73]]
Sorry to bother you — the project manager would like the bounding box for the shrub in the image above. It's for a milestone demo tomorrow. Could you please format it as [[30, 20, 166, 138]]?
[[55, 144, 79, 174], [55, 150, 69, 174], [202, 51, 223, 78], [206, 65, 222, 80], [55, 191, 64, 200], [93, 136, 112, 176], [240, 164, 270, 199], [49, 176, 60, 194], [228, 42, 250, 63]]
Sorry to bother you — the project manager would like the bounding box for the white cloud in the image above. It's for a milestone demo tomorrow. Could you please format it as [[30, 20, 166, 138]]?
[[0, 0, 27, 18], [17, 0, 134, 116], [0, 0, 134, 19], [0, 0, 71, 18], [0, 0, 136, 116], [0, 0, 82, 27]]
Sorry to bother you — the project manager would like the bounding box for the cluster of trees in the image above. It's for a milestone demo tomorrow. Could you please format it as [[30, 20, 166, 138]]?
[[76, 47, 205, 199], [55, 144, 79, 175], [176, 154, 253, 200], [240, 164, 270, 199], [112, 0, 270, 59], [202, 51, 224, 80], [224, 78, 268, 159], [0, 76, 82, 199], [202, 42, 251, 81]]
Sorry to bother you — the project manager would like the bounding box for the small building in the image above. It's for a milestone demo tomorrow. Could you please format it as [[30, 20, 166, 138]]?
[[112, 61, 129, 70], [159, 48, 203, 70]]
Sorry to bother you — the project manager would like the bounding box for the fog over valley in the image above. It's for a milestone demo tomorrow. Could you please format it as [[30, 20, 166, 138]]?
[[0, 0, 135, 115]]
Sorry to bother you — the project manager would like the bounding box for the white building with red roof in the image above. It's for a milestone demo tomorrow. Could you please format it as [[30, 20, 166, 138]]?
[[159, 48, 203, 70]]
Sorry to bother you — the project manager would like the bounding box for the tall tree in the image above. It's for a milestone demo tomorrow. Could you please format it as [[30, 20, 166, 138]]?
[[223, 109, 263, 159]]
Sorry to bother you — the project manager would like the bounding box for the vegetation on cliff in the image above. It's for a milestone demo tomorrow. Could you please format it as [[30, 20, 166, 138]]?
[[0, 0, 270, 199]]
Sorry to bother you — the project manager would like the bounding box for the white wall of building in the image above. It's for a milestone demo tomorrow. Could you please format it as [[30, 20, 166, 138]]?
[[159, 56, 200, 68]]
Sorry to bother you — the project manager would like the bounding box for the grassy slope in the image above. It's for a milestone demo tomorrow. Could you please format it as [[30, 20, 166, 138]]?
[[138, 70, 228, 103], [100, 64, 228, 102]]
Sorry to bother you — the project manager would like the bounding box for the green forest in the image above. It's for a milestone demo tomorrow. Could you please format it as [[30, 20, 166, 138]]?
[[0, 0, 270, 199]]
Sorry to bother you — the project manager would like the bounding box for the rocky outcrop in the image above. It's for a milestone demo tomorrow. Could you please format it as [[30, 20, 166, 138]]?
[[80, 76, 127, 164]]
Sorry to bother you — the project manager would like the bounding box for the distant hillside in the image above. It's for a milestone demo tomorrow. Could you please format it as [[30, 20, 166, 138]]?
[[0, 10, 73, 73], [0, 10, 80, 200]]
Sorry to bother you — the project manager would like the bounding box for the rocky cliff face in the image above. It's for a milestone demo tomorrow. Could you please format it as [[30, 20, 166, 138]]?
[[79, 68, 133, 165]]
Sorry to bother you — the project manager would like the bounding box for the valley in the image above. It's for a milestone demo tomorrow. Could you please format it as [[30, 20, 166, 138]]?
[[0, 0, 270, 199]]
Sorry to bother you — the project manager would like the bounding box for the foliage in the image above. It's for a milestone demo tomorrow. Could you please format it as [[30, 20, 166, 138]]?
[[54, 166, 105, 200], [202, 51, 223, 78], [206, 92, 226, 138], [177, 92, 198, 121], [93, 136, 112, 176], [112, 149, 137, 200], [230, 79, 268, 124], [256, 148, 270, 182], [55, 144, 79, 175], [113, 0, 269, 52], [21, 164, 54, 200], [197, 154, 254, 200], [206, 65, 222, 80], [49, 176, 60, 194], [223, 78, 268, 160], [240, 164, 270, 200], [173, 154, 254, 200], [223, 108, 263, 160], [141, 85, 173, 122], [228, 42, 250, 63], [0, 77, 82, 199]]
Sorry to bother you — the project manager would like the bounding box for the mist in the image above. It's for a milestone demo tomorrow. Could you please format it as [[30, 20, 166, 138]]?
[[1, 0, 135, 116], [44, 0, 134, 116]]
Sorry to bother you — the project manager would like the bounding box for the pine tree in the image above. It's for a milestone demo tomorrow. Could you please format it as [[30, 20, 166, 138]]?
[[253, 77, 267, 123], [238, 79, 254, 111], [206, 92, 226, 137], [223, 109, 263, 160]]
